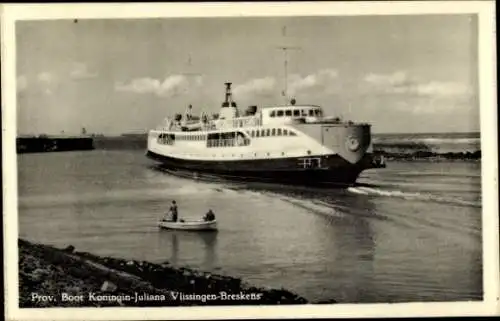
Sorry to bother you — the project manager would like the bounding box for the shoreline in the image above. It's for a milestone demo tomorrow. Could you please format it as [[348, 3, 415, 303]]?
[[18, 238, 314, 307]]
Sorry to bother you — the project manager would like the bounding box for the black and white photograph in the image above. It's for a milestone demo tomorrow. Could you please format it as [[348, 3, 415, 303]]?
[[2, 2, 498, 320]]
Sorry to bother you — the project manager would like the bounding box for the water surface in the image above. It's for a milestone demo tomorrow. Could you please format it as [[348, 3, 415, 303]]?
[[17, 150, 482, 303]]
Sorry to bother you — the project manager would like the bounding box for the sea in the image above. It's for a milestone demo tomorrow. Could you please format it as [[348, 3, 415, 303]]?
[[17, 132, 483, 303]]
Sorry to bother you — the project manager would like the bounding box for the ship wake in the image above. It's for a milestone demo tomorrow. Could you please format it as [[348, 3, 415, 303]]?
[[347, 186, 480, 208]]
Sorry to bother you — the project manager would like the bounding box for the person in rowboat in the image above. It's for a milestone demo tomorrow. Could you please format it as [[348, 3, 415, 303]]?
[[203, 209, 216, 222], [165, 200, 178, 222]]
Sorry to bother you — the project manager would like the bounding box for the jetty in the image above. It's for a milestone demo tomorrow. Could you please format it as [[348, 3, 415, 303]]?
[[17, 136, 94, 154]]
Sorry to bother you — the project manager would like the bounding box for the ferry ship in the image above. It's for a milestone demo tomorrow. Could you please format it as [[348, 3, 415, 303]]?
[[146, 82, 385, 187]]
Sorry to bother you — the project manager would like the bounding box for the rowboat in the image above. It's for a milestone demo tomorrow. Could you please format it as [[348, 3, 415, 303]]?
[[159, 219, 217, 231]]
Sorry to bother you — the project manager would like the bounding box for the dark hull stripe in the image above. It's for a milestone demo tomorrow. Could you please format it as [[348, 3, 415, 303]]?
[[146, 150, 378, 186]]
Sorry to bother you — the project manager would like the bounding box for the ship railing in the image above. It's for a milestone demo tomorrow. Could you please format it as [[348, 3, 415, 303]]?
[[155, 116, 261, 132], [215, 116, 261, 129]]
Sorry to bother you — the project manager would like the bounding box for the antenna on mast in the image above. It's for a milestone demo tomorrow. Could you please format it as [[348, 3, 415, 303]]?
[[275, 26, 301, 104], [182, 54, 203, 79], [177, 54, 203, 97]]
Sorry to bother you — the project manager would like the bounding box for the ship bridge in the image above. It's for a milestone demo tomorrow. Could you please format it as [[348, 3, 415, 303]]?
[[261, 104, 339, 126]]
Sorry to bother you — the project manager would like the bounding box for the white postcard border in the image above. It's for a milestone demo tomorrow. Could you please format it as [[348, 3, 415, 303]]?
[[2, 1, 498, 320]]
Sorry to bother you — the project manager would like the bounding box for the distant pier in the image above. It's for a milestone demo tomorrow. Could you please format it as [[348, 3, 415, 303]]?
[[16, 136, 95, 154]]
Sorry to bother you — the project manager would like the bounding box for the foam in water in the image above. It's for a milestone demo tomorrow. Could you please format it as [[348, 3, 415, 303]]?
[[347, 186, 480, 208], [372, 132, 481, 153]]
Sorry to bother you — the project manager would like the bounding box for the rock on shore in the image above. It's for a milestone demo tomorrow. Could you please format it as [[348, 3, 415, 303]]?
[[18, 238, 311, 307]]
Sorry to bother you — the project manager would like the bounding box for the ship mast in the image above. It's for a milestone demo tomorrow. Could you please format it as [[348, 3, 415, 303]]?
[[180, 55, 203, 110], [276, 26, 300, 105], [182, 55, 203, 85]]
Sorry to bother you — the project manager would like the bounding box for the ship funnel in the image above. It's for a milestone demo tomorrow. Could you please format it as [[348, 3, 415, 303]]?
[[222, 82, 237, 108], [219, 82, 239, 119]]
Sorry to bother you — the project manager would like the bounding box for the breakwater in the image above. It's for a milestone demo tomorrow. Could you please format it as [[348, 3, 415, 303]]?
[[18, 238, 310, 307], [17, 137, 94, 154], [93, 134, 147, 150], [374, 150, 481, 162]]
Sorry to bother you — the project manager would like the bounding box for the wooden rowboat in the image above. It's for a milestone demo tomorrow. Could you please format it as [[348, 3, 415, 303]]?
[[159, 219, 217, 231]]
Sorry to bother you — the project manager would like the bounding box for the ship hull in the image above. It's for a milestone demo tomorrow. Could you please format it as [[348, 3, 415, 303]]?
[[146, 150, 379, 187]]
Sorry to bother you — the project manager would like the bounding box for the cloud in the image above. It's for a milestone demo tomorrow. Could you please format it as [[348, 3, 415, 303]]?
[[36, 72, 58, 95], [17, 75, 28, 92], [70, 62, 98, 80], [414, 81, 472, 96], [364, 71, 411, 87], [363, 71, 472, 97], [115, 75, 203, 97], [233, 77, 277, 99], [288, 69, 339, 96], [232, 69, 340, 100], [37, 72, 56, 84]]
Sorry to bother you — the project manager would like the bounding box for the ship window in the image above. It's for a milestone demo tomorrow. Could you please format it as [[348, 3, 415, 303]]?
[[309, 109, 314, 116], [283, 129, 288, 136], [256, 130, 260, 137], [289, 130, 297, 136], [271, 128, 276, 136], [285, 110, 292, 116], [301, 110, 307, 116], [293, 110, 300, 117], [315, 109, 322, 117], [277, 110, 284, 117], [261, 129, 265, 136], [266, 129, 270, 136], [277, 128, 282, 136], [270, 110, 276, 117]]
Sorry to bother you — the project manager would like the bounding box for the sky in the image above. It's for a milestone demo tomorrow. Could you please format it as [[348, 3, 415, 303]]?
[[16, 14, 479, 135]]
